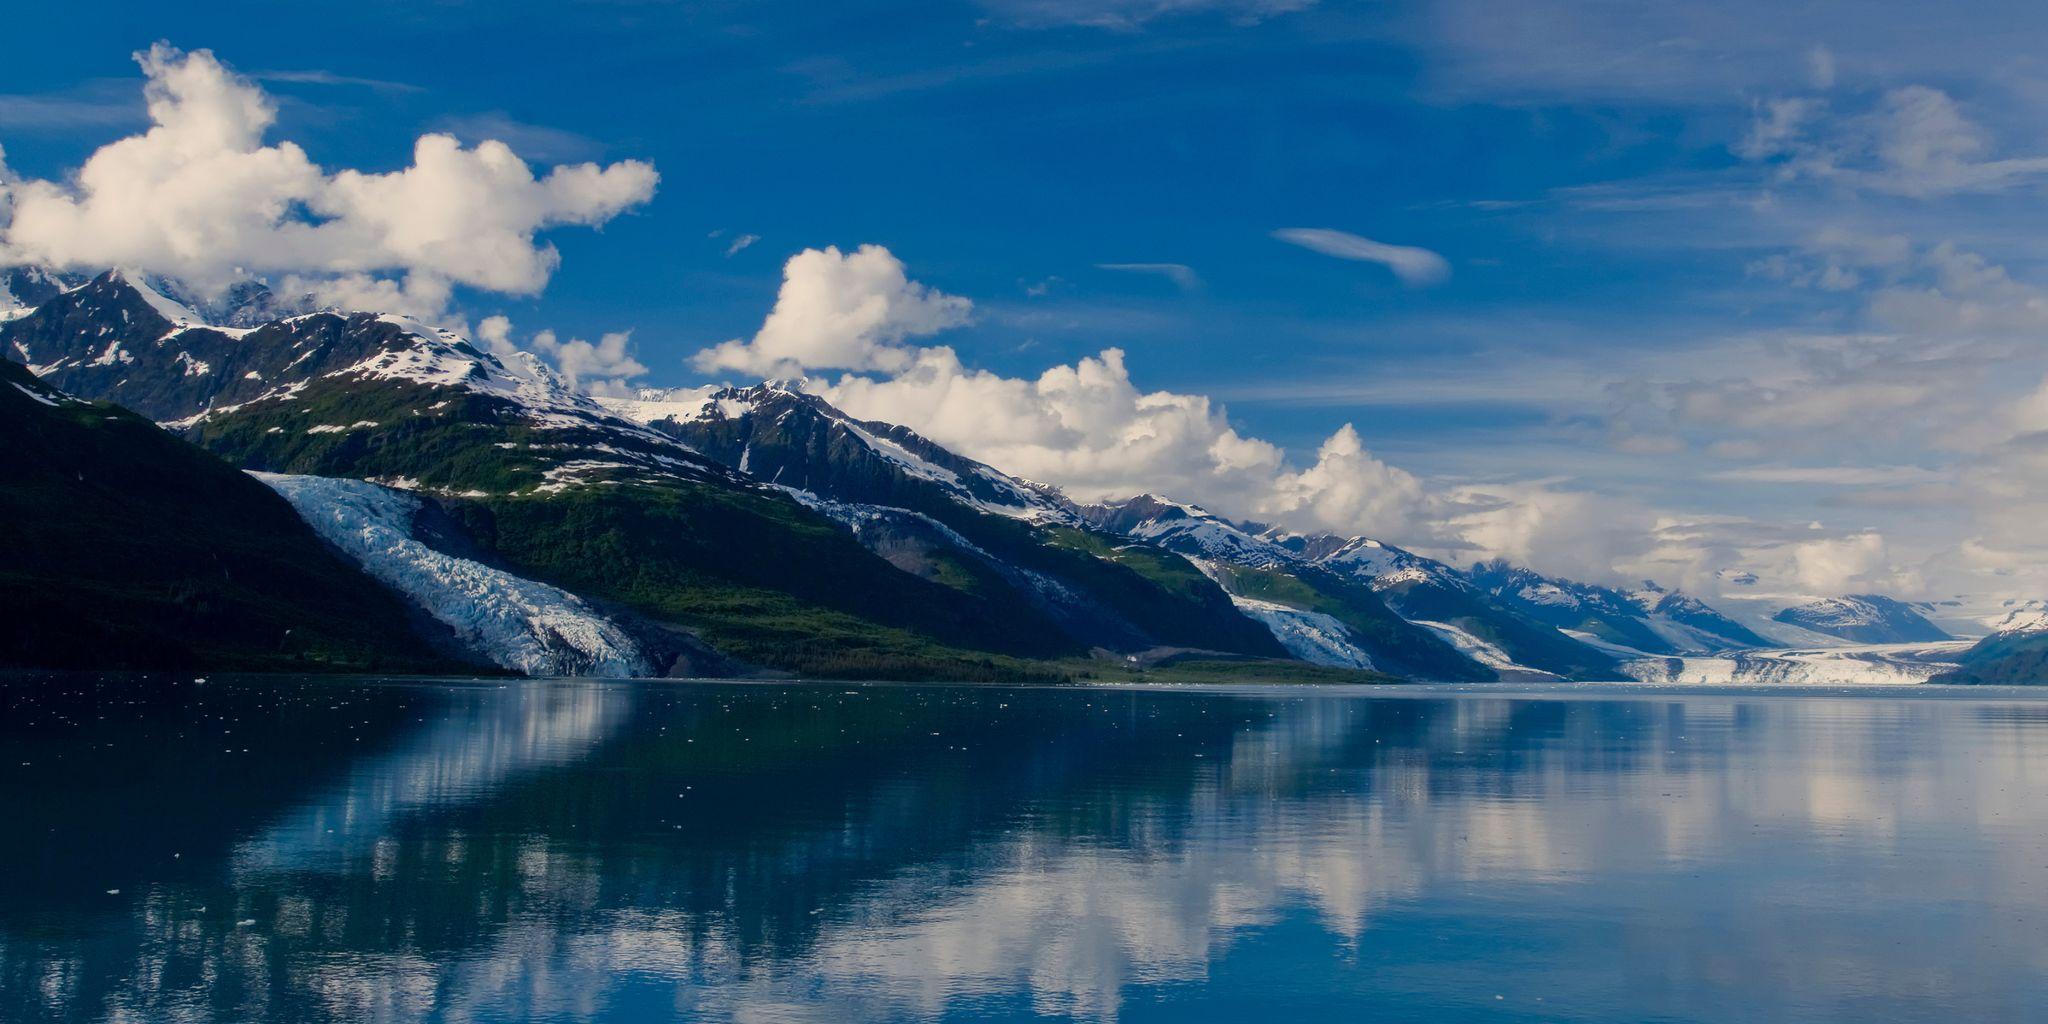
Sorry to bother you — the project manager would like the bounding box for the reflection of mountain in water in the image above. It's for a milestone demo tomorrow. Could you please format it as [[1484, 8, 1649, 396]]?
[[1, 679, 2044, 1023], [230, 681, 635, 873]]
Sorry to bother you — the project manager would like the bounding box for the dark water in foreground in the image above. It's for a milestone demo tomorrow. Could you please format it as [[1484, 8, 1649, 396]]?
[[1, 677, 2044, 1023]]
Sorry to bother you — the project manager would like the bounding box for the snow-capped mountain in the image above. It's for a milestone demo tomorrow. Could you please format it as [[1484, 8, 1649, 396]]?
[[146, 274, 317, 328], [1629, 583, 1772, 649], [1080, 496, 1630, 680], [1933, 591, 2048, 683], [1986, 599, 2048, 636], [1071, 496, 1492, 678], [1771, 595, 1953, 644], [1, 265, 76, 318], [602, 381, 1078, 525], [4, 265, 1994, 686], [603, 382, 1289, 661], [1467, 561, 1766, 655], [1716, 568, 1760, 587], [2, 269, 740, 496], [1084, 494, 1304, 568], [1291, 533, 1470, 592], [3, 275, 1305, 677]]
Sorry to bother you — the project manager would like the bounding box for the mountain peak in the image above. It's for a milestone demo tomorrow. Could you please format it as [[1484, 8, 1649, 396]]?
[[1773, 594, 1953, 644], [602, 380, 1079, 524], [1, 265, 80, 316]]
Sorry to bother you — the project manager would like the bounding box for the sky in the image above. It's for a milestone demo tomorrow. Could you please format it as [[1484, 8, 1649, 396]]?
[[6, 0, 2048, 616]]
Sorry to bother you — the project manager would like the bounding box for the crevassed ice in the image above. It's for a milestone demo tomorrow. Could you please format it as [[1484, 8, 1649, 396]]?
[[1621, 642, 1971, 686], [255, 473, 652, 677], [1411, 619, 1564, 681], [1229, 596, 1378, 670]]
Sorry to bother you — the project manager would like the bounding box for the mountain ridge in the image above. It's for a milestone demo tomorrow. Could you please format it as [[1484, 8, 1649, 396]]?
[[1772, 594, 1953, 644], [1, 265, 1982, 683], [0, 354, 466, 672]]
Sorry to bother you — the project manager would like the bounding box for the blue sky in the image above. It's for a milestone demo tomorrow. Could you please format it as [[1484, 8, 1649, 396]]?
[[8, 1, 2048, 612]]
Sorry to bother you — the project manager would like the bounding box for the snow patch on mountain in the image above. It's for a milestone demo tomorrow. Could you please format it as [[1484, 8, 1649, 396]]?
[[9, 381, 61, 407], [602, 381, 1076, 522], [1988, 600, 2048, 636], [1772, 595, 1952, 644], [1092, 495, 1301, 569], [1312, 536, 1461, 590], [2, 265, 75, 318], [114, 269, 204, 330], [257, 473, 652, 677]]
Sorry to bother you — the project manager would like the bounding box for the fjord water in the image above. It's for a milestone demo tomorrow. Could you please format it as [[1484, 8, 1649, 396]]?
[[1, 677, 2043, 1023]]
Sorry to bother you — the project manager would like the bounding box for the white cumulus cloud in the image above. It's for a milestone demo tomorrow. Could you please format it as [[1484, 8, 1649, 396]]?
[[692, 244, 973, 378], [698, 243, 1448, 543], [0, 44, 657, 309], [479, 314, 647, 397]]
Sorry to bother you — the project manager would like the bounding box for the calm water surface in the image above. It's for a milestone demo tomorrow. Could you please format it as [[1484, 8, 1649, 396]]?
[[1, 675, 2044, 1022]]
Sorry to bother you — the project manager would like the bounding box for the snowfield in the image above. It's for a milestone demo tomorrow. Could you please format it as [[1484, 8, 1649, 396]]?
[[256, 473, 652, 678]]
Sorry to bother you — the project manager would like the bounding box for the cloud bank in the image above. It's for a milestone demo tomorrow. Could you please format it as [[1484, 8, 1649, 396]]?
[[684, 243, 1955, 601]]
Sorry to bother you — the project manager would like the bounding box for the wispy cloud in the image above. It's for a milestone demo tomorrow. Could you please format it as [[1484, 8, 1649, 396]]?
[[434, 112, 606, 163], [1709, 466, 1948, 486], [1738, 85, 2048, 198], [724, 233, 760, 257], [1272, 228, 1450, 286], [0, 80, 142, 131], [980, 0, 1318, 30], [1095, 262, 1200, 290], [251, 69, 423, 94]]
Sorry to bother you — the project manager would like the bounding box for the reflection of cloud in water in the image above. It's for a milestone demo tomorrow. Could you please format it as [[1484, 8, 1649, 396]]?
[[8, 688, 2047, 1023], [288, 694, 2048, 1023]]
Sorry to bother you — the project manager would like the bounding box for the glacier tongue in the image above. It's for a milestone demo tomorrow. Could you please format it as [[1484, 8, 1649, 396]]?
[[1621, 641, 1973, 686], [256, 473, 652, 678], [1410, 620, 1564, 681], [1227, 596, 1377, 670]]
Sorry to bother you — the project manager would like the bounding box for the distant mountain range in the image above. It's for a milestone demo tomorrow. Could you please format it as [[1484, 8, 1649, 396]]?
[[2, 268, 2036, 683]]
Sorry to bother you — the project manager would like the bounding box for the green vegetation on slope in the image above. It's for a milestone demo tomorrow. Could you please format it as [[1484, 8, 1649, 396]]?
[[1376, 579, 1622, 680], [441, 483, 1092, 679], [195, 380, 593, 495], [0, 359, 457, 673], [1039, 527, 1287, 657], [1931, 632, 2048, 685], [1212, 564, 1493, 681]]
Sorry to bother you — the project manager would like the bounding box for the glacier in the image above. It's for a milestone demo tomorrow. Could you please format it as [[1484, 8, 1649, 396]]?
[[1620, 641, 1973, 686], [1227, 596, 1378, 670], [1410, 620, 1565, 681], [256, 473, 652, 678]]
